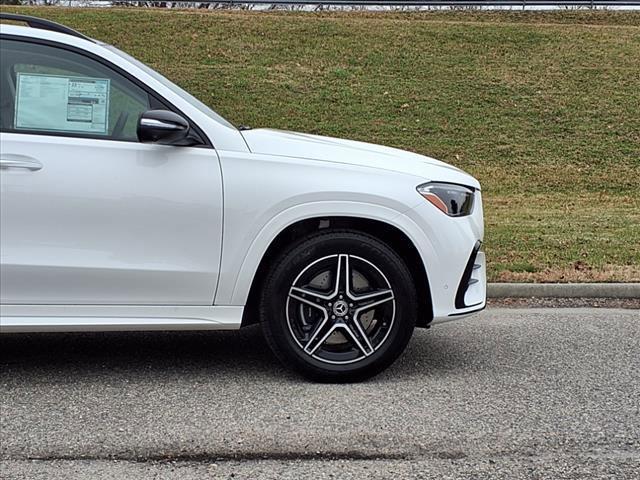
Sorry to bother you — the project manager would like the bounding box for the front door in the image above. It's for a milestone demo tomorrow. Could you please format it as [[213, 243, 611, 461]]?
[[0, 38, 223, 305]]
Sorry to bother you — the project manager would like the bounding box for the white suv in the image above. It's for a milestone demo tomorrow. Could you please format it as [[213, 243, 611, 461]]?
[[0, 14, 485, 381]]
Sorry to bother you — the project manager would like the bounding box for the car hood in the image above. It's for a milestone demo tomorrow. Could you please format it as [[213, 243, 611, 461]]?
[[240, 129, 480, 189]]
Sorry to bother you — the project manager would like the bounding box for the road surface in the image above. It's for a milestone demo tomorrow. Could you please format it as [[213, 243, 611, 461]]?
[[1, 308, 638, 479]]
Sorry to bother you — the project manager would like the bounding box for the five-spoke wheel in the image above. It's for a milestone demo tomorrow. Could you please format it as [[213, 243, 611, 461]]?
[[287, 254, 395, 364], [261, 230, 417, 382]]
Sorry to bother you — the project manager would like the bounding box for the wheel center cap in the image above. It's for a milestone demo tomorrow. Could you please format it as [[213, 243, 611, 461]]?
[[333, 300, 349, 317]]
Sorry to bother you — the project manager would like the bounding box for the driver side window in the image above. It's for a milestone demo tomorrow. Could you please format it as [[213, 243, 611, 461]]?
[[0, 38, 151, 142]]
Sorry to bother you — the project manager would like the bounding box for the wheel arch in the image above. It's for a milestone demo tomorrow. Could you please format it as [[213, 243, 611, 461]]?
[[240, 216, 433, 329]]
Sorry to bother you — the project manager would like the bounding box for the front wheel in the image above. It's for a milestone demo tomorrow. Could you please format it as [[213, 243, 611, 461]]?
[[260, 230, 418, 382]]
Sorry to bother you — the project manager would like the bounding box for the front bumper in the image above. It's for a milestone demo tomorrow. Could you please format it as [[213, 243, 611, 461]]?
[[447, 244, 487, 320], [455, 240, 486, 311], [403, 188, 486, 324]]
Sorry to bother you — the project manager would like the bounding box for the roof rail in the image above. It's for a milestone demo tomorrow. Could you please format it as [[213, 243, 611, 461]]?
[[0, 13, 93, 42]]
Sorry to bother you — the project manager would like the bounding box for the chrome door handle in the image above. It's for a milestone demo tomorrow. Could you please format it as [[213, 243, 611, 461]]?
[[0, 156, 43, 171]]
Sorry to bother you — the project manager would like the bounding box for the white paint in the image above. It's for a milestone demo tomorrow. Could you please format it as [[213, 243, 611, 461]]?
[[0, 305, 243, 332]]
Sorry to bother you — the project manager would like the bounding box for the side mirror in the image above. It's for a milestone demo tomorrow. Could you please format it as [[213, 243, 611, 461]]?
[[137, 110, 190, 145]]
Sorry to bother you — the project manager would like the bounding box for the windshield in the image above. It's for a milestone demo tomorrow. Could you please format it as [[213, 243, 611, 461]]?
[[104, 44, 236, 130]]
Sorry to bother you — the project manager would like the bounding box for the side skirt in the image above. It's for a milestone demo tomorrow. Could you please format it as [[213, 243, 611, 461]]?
[[0, 305, 243, 333]]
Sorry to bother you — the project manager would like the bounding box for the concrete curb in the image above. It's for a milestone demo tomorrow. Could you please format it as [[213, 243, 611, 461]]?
[[487, 283, 640, 299]]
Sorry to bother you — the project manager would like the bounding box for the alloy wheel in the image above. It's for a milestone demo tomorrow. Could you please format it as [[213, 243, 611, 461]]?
[[286, 254, 396, 365]]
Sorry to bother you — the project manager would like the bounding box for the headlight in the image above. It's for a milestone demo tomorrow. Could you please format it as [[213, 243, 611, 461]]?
[[417, 182, 475, 217]]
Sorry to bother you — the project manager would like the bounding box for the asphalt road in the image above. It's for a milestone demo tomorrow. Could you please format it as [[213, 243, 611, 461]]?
[[1, 308, 638, 479]]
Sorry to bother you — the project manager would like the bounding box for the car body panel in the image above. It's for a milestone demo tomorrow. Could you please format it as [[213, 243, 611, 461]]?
[[0, 304, 243, 332], [0, 132, 224, 305], [240, 128, 481, 189]]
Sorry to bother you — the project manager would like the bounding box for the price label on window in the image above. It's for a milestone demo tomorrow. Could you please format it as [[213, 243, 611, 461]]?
[[14, 73, 110, 135]]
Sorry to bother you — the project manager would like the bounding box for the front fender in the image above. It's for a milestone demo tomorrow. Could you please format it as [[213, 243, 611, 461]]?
[[215, 200, 438, 307]]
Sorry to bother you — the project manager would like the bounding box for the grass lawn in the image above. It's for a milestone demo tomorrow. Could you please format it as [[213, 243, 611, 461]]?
[[3, 7, 639, 282]]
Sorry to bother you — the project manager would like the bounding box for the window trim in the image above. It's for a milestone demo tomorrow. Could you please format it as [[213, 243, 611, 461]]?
[[0, 34, 213, 148]]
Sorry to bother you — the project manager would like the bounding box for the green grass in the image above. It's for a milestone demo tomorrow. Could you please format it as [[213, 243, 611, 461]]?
[[3, 7, 639, 281]]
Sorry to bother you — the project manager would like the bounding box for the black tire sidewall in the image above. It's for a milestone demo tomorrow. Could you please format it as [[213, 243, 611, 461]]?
[[261, 231, 417, 382]]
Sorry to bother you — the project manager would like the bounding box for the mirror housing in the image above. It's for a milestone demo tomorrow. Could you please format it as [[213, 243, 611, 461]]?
[[137, 110, 190, 145]]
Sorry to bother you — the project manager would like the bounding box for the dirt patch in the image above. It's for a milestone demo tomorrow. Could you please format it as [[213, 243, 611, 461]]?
[[488, 297, 640, 310], [495, 265, 640, 283]]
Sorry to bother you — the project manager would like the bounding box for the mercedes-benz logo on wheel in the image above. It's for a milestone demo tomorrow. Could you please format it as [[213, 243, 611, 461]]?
[[333, 300, 349, 317]]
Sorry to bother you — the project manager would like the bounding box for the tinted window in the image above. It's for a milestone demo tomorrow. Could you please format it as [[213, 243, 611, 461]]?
[[0, 39, 150, 141]]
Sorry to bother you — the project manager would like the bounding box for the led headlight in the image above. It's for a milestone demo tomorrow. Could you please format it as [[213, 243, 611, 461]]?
[[417, 182, 475, 217]]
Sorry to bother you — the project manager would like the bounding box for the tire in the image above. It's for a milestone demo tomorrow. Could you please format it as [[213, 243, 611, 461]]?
[[260, 230, 418, 382]]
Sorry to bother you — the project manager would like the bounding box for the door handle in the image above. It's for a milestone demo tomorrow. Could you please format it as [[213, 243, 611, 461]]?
[[0, 155, 43, 171]]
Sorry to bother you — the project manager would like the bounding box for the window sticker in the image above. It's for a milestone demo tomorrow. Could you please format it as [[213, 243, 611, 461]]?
[[14, 73, 110, 135]]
